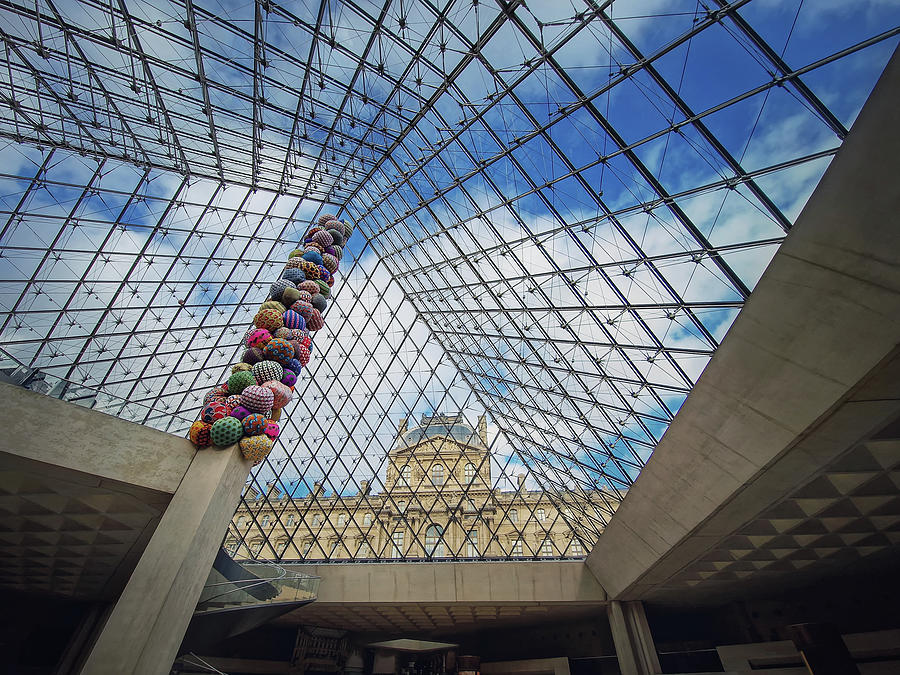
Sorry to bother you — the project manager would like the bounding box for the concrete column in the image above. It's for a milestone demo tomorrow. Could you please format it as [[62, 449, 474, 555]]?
[[79, 444, 250, 675], [608, 601, 661, 675]]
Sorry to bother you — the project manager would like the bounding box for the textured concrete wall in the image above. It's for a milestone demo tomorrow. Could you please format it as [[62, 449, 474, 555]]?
[[586, 48, 900, 599], [0, 382, 195, 494]]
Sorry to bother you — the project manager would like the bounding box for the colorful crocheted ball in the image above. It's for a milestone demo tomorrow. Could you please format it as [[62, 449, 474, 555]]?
[[246, 328, 271, 348], [296, 343, 311, 366], [284, 256, 303, 269], [282, 268, 306, 284], [322, 253, 338, 273], [227, 370, 255, 394], [240, 435, 274, 466], [241, 385, 274, 413], [314, 280, 330, 299], [264, 337, 294, 364], [243, 347, 265, 365], [317, 266, 331, 283], [263, 421, 280, 440], [318, 213, 336, 226], [231, 362, 252, 373], [189, 421, 211, 447], [283, 309, 305, 330], [259, 300, 287, 313], [224, 394, 243, 412], [210, 416, 243, 447], [311, 294, 327, 313], [326, 275, 335, 288], [203, 387, 226, 405], [332, 245, 343, 261], [299, 261, 321, 280], [301, 334, 312, 348], [289, 328, 307, 341], [295, 290, 313, 303], [269, 279, 296, 302], [327, 228, 344, 247], [342, 220, 354, 238], [281, 287, 301, 307], [201, 401, 228, 424], [291, 300, 314, 320], [254, 308, 284, 332], [281, 370, 297, 387], [302, 250, 324, 266], [307, 308, 324, 331], [252, 360, 283, 385], [230, 405, 251, 419], [274, 327, 292, 339], [263, 381, 292, 409], [288, 248, 305, 259], [298, 279, 320, 295], [305, 244, 325, 256], [242, 413, 268, 436], [286, 358, 302, 374]]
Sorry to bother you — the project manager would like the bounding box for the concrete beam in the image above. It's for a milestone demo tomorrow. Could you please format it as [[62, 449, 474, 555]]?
[[586, 47, 900, 599], [0, 382, 195, 494], [288, 561, 606, 604]]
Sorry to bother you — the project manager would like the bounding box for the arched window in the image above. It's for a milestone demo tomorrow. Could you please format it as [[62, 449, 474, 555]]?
[[425, 524, 445, 558], [400, 464, 411, 486], [311, 513, 321, 526], [509, 509, 518, 524], [337, 513, 346, 526], [260, 515, 270, 527], [431, 464, 444, 485], [464, 463, 476, 483], [237, 516, 246, 528], [397, 501, 407, 513], [363, 513, 372, 526]]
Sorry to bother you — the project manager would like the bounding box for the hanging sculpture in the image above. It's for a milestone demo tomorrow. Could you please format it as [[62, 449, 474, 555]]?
[[189, 214, 355, 465]]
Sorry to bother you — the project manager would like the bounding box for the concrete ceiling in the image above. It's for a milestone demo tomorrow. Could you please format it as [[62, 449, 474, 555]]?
[[0, 452, 170, 600]]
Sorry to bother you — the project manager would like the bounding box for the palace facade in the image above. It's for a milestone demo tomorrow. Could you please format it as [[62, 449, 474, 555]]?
[[228, 414, 613, 560]]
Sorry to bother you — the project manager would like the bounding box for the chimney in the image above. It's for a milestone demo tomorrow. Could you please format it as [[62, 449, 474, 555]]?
[[312, 481, 325, 498], [517, 474, 526, 490], [266, 482, 281, 500], [478, 414, 488, 445], [359, 480, 371, 495], [397, 416, 408, 435]]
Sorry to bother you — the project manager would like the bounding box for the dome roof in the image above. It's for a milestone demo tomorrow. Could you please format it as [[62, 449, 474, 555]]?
[[397, 421, 486, 450]]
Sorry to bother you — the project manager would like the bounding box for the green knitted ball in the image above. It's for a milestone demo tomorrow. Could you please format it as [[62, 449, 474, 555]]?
[[209, 417, 243, 447], [228, 370, 256, 394]]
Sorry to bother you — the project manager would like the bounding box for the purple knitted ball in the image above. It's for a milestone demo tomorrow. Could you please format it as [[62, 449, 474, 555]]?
[[241, 385, 274, 413]]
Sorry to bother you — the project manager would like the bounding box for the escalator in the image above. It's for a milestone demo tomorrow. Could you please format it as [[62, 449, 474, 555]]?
[[179, 549, 319, 655]]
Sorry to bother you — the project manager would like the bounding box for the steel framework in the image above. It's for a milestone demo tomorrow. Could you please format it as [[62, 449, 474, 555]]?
[[0, 0, 897, 560]]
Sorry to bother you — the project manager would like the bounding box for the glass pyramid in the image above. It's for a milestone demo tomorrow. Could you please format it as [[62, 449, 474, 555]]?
[[1, 0, 897, 560]]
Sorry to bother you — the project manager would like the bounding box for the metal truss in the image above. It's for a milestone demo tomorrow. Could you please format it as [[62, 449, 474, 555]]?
[[0, 0, 897, 561]]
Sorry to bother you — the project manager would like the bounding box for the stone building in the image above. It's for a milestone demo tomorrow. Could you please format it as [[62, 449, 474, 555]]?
[[228, 414, 609, 560]]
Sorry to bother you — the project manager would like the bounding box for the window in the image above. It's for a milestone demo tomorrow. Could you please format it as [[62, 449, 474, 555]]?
[[400, 464, 411, 486], [425, 524, 444, 558], [391, 530, 404, 558], [311, 514, 320, 526], [277, 540, 288, 555], [512, 539, 523, 556], [237, 516, 245, 528], [465, 499, 477, 512], [337, 513, 346, 526], [537, 508, 546, 522], [261, 515, 269, 527], [330, 541, 340, 556], [358, 541, 372, 557], [464, 463, 476, 483], [431, 464, 444, 485], [253, 540, 264, 556], [466, 529, 478, 557], [571, 539, 583, 556], [509, 509, 518, 524], [540, 538, 553, 557], [287, 514, 295, 526], [397, 501, 407, 513], [302, 541, 312, 556], [225, 539, 239, 556], [363, 513, 372, 526]]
